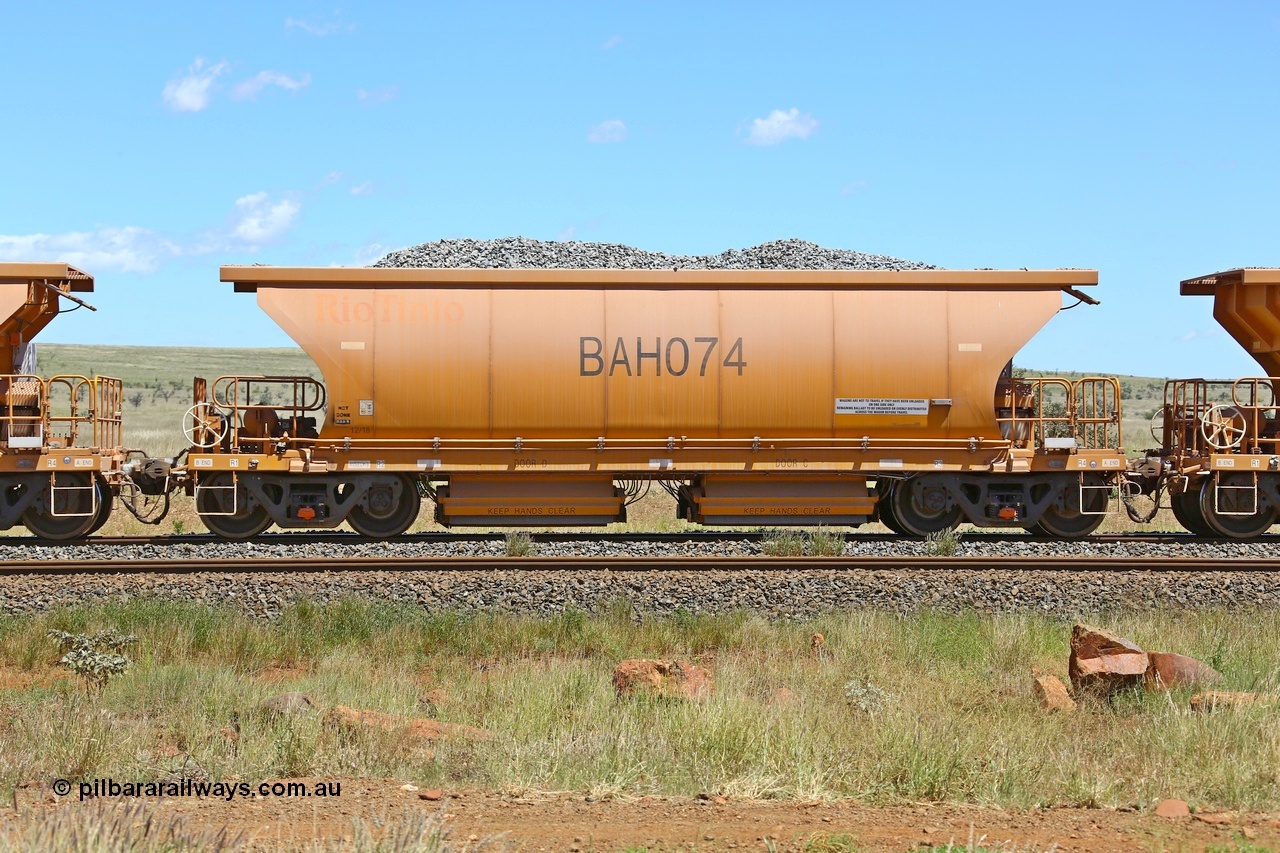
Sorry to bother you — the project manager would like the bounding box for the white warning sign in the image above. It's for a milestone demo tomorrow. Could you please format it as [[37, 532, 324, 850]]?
[[836, 398, 930, 416]]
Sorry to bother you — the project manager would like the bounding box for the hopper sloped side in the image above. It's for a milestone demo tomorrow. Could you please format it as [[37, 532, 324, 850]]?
[[1181, 269, 1280, 376], [229, 267, 1095, 443], [0, 263, 94, 373]]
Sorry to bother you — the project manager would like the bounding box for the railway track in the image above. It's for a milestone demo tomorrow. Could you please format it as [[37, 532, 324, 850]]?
[[0, 530, 1265, 549], [1, 554, 1277, 575]]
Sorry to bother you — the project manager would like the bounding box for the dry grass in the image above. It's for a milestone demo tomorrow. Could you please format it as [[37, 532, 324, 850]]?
[[0, 800, 499, 852], [0, 602, 1277, 813]]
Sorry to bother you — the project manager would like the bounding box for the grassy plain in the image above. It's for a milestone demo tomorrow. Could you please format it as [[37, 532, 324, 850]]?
[[0, 602, 1277, 812]]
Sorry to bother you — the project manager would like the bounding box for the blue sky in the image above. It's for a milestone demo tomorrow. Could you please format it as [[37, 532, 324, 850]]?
[[2, 2, 1277, 378]]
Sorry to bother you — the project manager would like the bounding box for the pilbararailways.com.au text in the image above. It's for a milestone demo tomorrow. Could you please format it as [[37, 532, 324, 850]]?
[[55, 778, 341, 802]]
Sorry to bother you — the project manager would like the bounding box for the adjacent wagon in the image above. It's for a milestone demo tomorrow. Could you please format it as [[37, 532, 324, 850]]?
[[0, 263, 123, 538]]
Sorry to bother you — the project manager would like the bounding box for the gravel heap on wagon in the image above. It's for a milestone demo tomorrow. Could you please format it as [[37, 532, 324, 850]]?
[[373, 237, 939, 271]]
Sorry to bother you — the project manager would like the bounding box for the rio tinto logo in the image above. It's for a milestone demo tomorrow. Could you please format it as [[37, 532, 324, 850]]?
[[316, 294, 465, 323]]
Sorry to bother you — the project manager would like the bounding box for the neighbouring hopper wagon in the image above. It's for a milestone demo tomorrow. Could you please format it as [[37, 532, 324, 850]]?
[[1142, 268, 1280, 538], [0, 263, 122, 538]]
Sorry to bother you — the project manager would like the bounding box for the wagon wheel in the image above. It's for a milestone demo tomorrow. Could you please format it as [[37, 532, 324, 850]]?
[[21, 473, 98, 540], [874, 482, 907, 534], [196, 473, 271, 539], [1197, 474, 1277, 539], [1031, 474, 1108, 539], [1170, 486, 1214, 537], [1199, 404, 1247, 451], [183, 403, 228, 449], [348, 475, 421, 539], [888, 477, 961, 537], [87, 479, 115, 534]]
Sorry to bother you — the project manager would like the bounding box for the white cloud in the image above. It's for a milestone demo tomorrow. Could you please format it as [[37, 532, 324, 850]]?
[[357, 86, 398, 104], [350, 181, 373, 196], [746, 108, 819, 146], [840, 180, 868, 197], [0, 227, 180, 273], [555, 217, 604, 242], [601, 36, 622, 50], [286, 16, 353, 36], [162, 58, 228, 113], [353, 243, 391, 265], [1176, 329, 1223, 342], [231, 70, 311, 101], [320, 171, 343, 186], [0, 192, 304, 274], [587, 119, 627, 144], [229, 192, 301, 245]]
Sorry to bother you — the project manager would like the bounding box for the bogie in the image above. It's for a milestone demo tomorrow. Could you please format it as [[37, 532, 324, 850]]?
[[1196, 474, 1277, 540]]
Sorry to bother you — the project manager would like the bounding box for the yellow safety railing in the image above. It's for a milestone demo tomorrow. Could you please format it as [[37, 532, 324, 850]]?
[[995, 377, 1122, 451], [1, 374, 123, 451]]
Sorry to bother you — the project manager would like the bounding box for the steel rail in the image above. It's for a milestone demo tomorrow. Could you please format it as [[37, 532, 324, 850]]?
[[0, 531, 1254, 548], [0, 555, 1276, 575]]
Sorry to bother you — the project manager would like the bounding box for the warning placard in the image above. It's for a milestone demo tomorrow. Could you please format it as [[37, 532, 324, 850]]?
[[835, 398, 930, 416]]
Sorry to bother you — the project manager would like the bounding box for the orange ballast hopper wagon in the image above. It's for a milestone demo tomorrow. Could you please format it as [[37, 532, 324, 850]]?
[[195, 266, 1119, 536]]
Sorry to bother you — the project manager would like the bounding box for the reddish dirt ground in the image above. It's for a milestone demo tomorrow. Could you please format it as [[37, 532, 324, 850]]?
[[22, 779, 1280, 851]]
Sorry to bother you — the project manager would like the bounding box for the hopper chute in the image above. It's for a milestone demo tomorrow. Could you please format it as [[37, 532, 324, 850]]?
[[1181, 268, 1280, 375], [0, 263, 95, 373]]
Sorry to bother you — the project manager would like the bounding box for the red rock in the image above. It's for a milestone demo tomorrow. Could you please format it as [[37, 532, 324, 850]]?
[[1190, 691, 1280, 712], [613, 659, 713, 701], [1154, 799, 1190, 818], [1194, 812, 1233, 825], [1145, 652, 1222, 690], [324, 705, 492, 741], [1069, 624, 1148, 696], [1031, 672, 1076, 712], [418, 789, 444, 801]]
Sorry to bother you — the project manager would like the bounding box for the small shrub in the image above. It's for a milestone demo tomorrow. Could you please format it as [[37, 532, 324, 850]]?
[[761, 529, 806, 556], [803, 832, 861, 852], [843, 675, 890, 715], [807, 527, 846, 556], [171, 518, 186, 536], [923, 528, 962, 557], [46, 629, 138, 694], [504, 532, 535, 557], [273, 724, 316, 778]]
